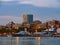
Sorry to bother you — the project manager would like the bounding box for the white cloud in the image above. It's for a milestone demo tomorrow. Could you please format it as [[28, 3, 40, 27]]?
[[0, 0, 13, 1], [1, 0, 60, 7], [19, 0, 59, 8], [0, 16, 22, 25], [0, 0, 59, 7]]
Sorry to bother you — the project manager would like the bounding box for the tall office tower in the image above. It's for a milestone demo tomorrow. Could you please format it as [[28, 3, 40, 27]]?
[[23, 14, 33, 24]]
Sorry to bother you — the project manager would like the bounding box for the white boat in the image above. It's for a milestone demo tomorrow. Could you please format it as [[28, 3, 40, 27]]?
[[12, 28, 31, 37]]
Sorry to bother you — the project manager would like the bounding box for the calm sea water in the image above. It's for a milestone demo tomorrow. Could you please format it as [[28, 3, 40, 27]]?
[[0, 37, 60, 45], [0, 37, 40, 45], [40, 37, 60, 45]]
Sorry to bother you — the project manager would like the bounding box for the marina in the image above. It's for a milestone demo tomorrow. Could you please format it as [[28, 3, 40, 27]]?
[[0, 0, 60, 45]]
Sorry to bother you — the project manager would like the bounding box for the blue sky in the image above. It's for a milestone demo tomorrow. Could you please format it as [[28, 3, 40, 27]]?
[[0, 0, 60, 25]]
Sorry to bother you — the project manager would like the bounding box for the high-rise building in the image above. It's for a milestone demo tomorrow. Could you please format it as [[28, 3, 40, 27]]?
[[23, 14, 33, 24]]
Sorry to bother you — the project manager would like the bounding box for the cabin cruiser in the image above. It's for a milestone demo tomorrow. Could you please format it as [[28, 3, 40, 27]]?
[[32, 25, 55, 37], [44, 25, 55, 37], [12, 28, 31, 37], [32, 31, 46, 37]]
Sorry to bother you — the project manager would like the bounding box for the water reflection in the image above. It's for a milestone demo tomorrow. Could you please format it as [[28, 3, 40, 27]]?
[[16, 37, 19, 45], [40, 37, 60, 45], [0, 37, 60, 45], [17, 37, 40, 45], [0, 37, 40, 45]]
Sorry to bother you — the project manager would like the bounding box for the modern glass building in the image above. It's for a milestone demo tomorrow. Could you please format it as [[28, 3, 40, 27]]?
[[23, 14, 33, 24]]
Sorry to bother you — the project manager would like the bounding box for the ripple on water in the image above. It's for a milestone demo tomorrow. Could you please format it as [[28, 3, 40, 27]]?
[[40, 37, 60, 45], [0, 37, 40, 45]]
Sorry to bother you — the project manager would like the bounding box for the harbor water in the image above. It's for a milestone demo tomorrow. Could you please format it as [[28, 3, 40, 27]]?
[[0, 37, 60, 45]]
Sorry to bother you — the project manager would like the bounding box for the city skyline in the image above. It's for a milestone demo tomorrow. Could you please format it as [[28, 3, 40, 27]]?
[[0, 0, 60, 25]]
